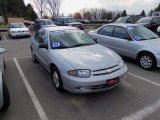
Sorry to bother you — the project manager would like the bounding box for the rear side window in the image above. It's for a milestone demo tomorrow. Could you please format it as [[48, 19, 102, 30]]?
[[98, 26, 114, 37], [113, 27, 130, 39]]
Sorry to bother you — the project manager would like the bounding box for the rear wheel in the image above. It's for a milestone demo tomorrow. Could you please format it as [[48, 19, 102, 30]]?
[[1, 80, 10, 111], [138, 52, 156, 70], [51, 67, 64, 92]]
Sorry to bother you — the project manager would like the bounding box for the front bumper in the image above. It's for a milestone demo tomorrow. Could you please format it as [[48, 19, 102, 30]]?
[[10, 32, 30, 37], [61, 65, 128, 93]]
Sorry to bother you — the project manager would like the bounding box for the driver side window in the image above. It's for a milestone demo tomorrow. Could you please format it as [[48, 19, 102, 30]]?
[[113, 27, 131, 40], [41, 30, 48, 44], [98, 26, 114, 37], [34, 29, 44, 43]]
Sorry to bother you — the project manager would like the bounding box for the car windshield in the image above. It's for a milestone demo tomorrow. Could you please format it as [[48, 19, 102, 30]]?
[[11, 23, 26, 28], [41, 20, 54, 25], [50, 30, 95, 49], [64, 18, 77, 23], [116, 17, 129, 23], [127, 26, 159, 41], [136, 18, 151, 24]]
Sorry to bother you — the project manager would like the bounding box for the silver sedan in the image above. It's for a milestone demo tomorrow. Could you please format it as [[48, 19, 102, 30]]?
[[30, 26, 127, 93], [89, 23, 160, 70], [0, 48, 10, 111]]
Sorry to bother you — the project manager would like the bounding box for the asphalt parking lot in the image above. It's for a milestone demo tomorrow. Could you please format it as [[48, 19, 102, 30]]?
[[0, 31, 160, 120]]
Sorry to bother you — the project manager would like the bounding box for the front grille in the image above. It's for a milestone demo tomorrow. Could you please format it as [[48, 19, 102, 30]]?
[[91, 83, 118, 90], [92, 65, 121, 76]]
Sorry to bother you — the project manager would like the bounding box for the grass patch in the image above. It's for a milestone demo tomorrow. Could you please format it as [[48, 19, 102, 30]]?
[[0, 23, 8, 27]]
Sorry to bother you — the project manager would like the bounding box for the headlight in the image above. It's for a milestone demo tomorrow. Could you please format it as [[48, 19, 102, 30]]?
[[118, 60, 125, 68], [68, 69, 91, 78], [26, 30, 30, 32]]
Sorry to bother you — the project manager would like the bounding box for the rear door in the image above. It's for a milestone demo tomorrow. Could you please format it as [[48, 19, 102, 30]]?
[[38, 30, 50, 70], [96, 26, 114, 48]]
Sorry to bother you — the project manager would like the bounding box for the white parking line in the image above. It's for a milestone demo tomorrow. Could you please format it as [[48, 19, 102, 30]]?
[[3, 35, 7, 41], [13, 58, 48, 120], [121, 99, 160, 120], [128, 72, 160, 87], [5, 56, 31, 61], [120, 72, 160, 120]]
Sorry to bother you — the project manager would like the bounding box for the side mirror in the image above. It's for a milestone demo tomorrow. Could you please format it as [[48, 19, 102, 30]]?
[[39, 44, 48, 49], [0, 48, 7, 54]]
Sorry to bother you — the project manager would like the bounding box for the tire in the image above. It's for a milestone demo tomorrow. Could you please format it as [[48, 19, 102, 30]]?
[[138, 52, 156, 70], [51, 67, 64, 92], [31, 48, 38, 63], [1, 81, 10, 111]]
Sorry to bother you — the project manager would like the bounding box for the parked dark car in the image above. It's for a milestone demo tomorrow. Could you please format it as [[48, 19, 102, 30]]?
[[53, 17, 84, 30], [136, 16, 160, 32], [80, 19, 90, 24], [35, 19, 56, 32], [115, 15, 143, 24]]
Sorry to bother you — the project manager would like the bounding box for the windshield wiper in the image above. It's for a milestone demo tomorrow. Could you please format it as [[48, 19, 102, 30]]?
[[52, 46, 70, 49], [70, 43, 93, 48], [150, 37, 159, 39]]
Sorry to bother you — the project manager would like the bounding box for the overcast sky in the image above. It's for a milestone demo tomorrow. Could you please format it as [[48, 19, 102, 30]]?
[[24, 0, 160, 15]]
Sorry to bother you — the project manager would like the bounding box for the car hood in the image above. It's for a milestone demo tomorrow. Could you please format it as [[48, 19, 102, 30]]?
[[53, 44, 121, 70], [43, 24, 57, 27], [10, 28, 29, 31]]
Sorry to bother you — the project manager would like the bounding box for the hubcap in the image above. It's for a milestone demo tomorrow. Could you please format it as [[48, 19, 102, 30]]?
[[53, 71, 59, 88], [140, 55, 152, 68]]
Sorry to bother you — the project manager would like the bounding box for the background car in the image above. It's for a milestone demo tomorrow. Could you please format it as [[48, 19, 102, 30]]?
[[35, 19, 56, 32], [30, 26, 127, 93], [157, 26, 160, 36], [0, 47, 10, 111], [136, 16, 160, 32], [88, 23, 160, 70], [8, 22, 31, 38], [115, 15, 143, 24], [53, 17, 84, 30]]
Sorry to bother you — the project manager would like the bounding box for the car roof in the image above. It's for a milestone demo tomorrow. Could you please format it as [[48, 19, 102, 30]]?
[[43, 26, 79, 32], [106, 23, 139, 28], [36, 19, 52, 21], [141, 16, 160, 19], [10, 22, 24, 24]]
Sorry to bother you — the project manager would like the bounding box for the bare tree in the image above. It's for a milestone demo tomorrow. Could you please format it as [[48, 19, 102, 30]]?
[[33, 0, 46, 18], [46, 0, 62, 18]]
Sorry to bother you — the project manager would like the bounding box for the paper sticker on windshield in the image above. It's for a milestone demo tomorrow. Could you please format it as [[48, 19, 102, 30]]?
[[52, 42, 61, 47], [50, 30, 66, 35], [127, 26, 134, 30], [134, 36, 141, 40]]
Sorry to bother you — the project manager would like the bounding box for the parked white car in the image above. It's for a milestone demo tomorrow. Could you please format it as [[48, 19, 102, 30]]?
[[0, 48, 10, 111], [8, 22, 31, 38], [30, 26, 127, 93]]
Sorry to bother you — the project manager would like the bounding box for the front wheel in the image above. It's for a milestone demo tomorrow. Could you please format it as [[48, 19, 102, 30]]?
[[138, 53, 156, 70], [51, 67, 64, 92]]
